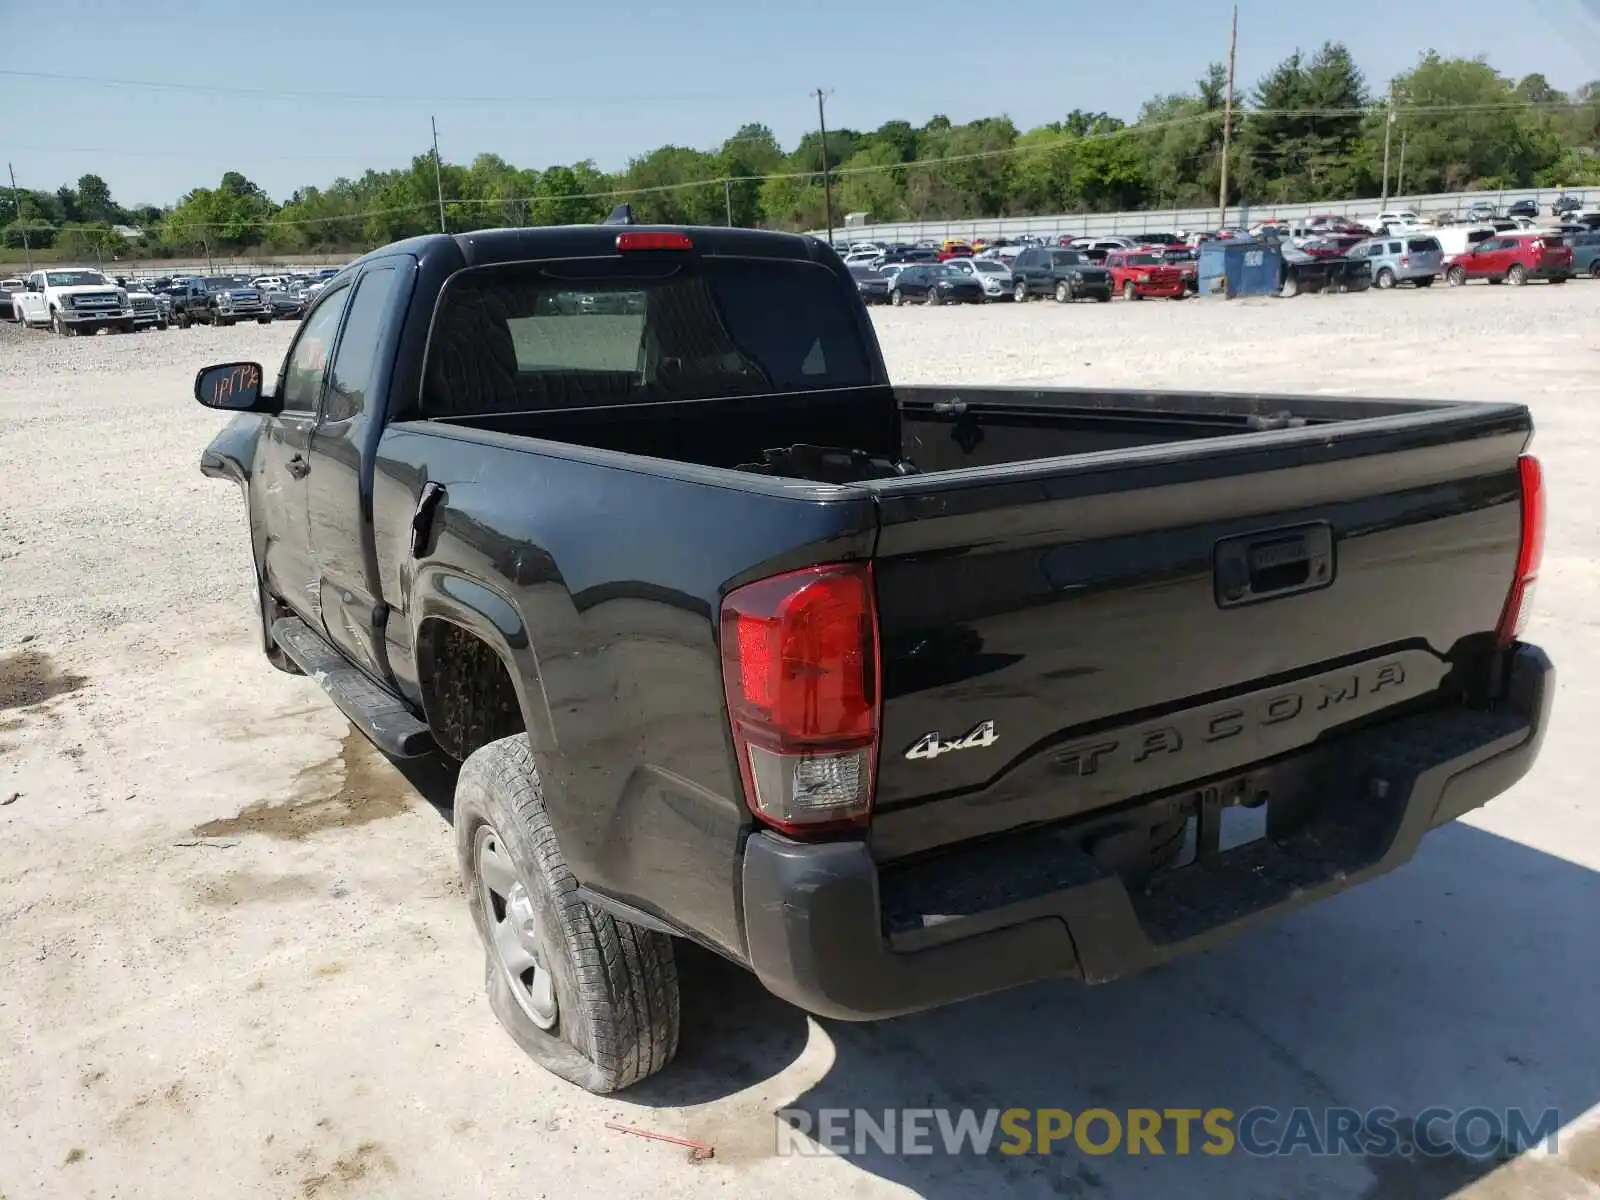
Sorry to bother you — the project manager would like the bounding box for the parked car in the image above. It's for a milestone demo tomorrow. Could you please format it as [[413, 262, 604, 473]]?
[[0, 276, 23, 321], [1371, 210, 1422, 232], [127, 283, 171, 329], [193, 218, 1553, 1097], [942, 256, 1014, 300], [1505, 199, 1539, 219], [1464, 201, 1500, 222], [1551, 194, 1585, 217], [1010, 246, 1113, 302], [1104, 250, 1186, 300], [935, 242, 974, 262], [1567, 229, 1600, 277], [1348, 234, 1443, 288], [1444, 232, 1573, 286], [848, 263, 891, 305], [266, 283, 310, 321], [8, 267, 136, 335], [888, 263, 985, 305]]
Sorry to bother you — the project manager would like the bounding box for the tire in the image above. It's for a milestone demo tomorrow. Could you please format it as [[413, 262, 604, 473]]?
[[925, 289, 940, 306], [1375, 268, 1396, 289], [1122, 280, 1139, 301], [1507, 264, 1528, 286], [1054, 280, 1070, 303], [176, 309, 192, 329], [1447, 266, 1467, 287], [52, 310, 71, 337], [1281, 275, 1301, 298], [890, 289, 903, 307], [157, 318, 170, 330], [456, 735, 680, 1094], [1013, 281, 1028, 303]]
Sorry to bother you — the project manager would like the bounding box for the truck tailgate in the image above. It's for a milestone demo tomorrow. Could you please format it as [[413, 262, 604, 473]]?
[[865, 400, 1530, 862]]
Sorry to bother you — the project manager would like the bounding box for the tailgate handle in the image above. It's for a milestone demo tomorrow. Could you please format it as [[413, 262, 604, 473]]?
[[1214, 522, 1334, 608]]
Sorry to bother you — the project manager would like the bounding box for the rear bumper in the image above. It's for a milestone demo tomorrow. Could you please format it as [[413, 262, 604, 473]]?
[[741, 643, 1553, 1021]]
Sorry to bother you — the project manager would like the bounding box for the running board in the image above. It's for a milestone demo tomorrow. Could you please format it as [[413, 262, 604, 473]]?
[[271, 617, 435, 758]]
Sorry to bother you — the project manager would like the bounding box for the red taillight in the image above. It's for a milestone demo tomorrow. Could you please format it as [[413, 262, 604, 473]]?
[[1497, 454, 1545, 645], [616, 231, 694, 252], [720, 563, 881, 835]]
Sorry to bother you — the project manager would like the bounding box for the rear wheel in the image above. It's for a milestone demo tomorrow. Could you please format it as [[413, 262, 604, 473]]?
[[1447, 266, 1467, 287], [1013, 280, 1028, 303], [1122, 280, 1138, 301], [890, 289, 903, 307], [1054, 280, 1071, 303], [456, 735, 679, 1094], [1375, 268, 1396, 289], [926, 288, 941, 306], [1507, 263, 1528, 286]]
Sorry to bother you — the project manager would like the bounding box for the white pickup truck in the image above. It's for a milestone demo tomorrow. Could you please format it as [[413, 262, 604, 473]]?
[[9, 267, 136, 336]]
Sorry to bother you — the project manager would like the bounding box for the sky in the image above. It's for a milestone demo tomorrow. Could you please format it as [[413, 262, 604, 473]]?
[[3, 0, 1598, 209]]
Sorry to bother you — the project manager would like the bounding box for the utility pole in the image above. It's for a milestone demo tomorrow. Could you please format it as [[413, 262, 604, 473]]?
[[7, 162, 32, 272], [1218, 6, 1237, 230], [725, 179, 734, 227], [815, 88, 835, 247], [431, 115, 447, 234], [1380, 96, 1395, 207], [1397, 127, 1408, 197]]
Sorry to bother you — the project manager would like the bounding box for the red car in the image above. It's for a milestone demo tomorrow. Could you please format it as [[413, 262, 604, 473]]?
[[935, 242, 973, 262], [1298, 234, 1365, 258], [1445, 233, 1573, 286], [1105, 250, 1187, 300]]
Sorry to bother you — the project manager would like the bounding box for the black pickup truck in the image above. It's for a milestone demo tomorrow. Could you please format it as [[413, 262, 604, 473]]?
[[195, 216, 1553, 1095]]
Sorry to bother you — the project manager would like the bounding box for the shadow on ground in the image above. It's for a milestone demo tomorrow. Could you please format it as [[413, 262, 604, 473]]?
[[385, 743, 1594, 1197]]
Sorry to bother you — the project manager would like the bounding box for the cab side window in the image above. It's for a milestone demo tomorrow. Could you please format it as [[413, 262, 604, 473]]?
[[278, 286, 351, 414]]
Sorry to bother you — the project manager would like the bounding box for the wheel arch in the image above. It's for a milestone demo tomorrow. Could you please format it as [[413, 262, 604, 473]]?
[[411, 571, 554, 764]]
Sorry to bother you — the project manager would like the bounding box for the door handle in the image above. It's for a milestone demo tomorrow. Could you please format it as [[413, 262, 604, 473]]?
[[287, 454, 310, 479]]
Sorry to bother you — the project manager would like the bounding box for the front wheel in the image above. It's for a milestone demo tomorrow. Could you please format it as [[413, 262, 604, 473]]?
[[1054, 280, 1070, 303], [52, 311, 70, 337], [890, 289, 903, 307], [1375, 268, 1396, 289], [1446, 266, 1467, 287], [456, 735, 680, 1094], [1507, 264, 1528, 286], [1122, 280, 1138, 301], [1013, 280, 1028, 303]]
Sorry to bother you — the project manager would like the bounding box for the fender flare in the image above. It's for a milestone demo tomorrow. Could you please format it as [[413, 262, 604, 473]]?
[[409, 568, 557, 761]]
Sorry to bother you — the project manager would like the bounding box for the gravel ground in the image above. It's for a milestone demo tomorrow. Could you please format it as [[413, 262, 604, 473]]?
[[2, 284, 1599, 1199]]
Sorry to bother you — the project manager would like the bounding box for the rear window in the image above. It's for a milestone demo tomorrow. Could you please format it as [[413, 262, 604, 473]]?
[[422, 258, 876, 416], [1466, 230, 1494, 246], [1407, 237, 1441, 253]]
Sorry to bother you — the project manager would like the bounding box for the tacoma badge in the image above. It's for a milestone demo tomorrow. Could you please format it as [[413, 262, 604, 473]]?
[[905, 720, 998, 761]]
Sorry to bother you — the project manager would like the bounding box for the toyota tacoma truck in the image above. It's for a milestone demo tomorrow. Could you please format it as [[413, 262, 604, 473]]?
[[194, 215, 1553, 1095]]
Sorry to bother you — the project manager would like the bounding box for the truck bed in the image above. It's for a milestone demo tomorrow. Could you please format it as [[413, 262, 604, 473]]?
[[428, 382, 1464, 477], [420, 384, 1529, 866]]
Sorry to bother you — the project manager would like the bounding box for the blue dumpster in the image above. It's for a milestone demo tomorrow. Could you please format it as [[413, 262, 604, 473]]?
[[1198, 238, 1283, 298]]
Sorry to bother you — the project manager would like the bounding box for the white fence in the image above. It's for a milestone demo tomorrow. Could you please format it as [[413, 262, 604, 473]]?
[[810, 186, 1597, 244]]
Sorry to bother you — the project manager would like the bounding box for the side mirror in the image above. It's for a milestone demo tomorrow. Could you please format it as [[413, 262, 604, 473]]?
[[195, 361, 273, 412]]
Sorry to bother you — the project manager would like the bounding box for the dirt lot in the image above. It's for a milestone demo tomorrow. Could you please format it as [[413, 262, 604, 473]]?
[[3, 284, 1599, 1199]]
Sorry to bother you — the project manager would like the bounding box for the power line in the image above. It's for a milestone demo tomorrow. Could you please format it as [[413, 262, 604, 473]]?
[[0, 68, 812, 107]]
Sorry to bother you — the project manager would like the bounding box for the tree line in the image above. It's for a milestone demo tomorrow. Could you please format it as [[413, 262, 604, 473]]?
[[4, 48, 1597, 263]]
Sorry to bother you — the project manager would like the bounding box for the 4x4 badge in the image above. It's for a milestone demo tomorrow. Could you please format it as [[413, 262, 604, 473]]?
[[904, 720, 998, 761]]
